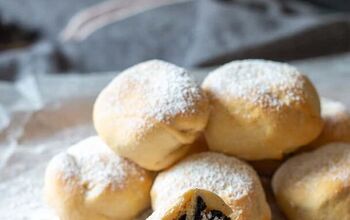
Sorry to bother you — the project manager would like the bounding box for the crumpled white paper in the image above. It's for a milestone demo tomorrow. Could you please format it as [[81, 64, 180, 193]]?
[[0, 54, 350, 220], [0, 72, 112, 220]]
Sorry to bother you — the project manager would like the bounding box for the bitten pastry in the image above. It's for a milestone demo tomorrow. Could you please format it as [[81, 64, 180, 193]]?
[[151, 152, 271, 220], [44, 136, 154, 220], [306, 98, 350, 149], [272, 143, 350, 220], [202, 59, 323, 160], [147, 188, 234, 220], [93, 60, 209, 170]]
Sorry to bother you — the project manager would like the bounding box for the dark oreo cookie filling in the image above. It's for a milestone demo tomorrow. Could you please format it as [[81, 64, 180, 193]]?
[[194, 196, 207, 219], [178, 196, 231, 220]]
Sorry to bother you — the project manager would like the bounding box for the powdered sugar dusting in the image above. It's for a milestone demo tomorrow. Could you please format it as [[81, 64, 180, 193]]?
[[101, 60, 205, 129], [48, 136, 147, 191], [321, 97, 348, 118], [0, 166, 59, 220], [203, 60, 305, 109], [277, 143, 350, 185], [313, 97, 350, 143], [48, 152, 79, 190], [152, 152, 257, 209]]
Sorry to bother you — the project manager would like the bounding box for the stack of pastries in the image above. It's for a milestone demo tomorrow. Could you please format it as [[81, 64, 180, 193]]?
[[44, 59, 350, 220]]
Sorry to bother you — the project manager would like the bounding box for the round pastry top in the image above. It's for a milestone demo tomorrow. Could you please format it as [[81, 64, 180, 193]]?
[[321, 97, 348, 118], [153, 152, 258, 207], [275, 143, 350, 185], [100, 60, 206, 126], [48, 136, 148, 191], [203, 59, 306, 110]]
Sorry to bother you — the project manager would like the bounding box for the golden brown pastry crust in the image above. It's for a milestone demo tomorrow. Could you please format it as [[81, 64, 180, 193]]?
[[272, 143, 350, 220], [93, 60, 209, 170], [305, 98, 350, 150], [44, 136, 154, 220], [147, 189, 234, 220], [151, 152, 271, 220], [202, 59, 323, 160]]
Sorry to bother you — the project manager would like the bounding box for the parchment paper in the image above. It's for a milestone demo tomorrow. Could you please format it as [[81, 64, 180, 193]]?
[[1, 54, 350, 220]]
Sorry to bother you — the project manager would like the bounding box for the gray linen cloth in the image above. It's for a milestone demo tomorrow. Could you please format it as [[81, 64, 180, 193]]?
[[0, 0, 349, 77]]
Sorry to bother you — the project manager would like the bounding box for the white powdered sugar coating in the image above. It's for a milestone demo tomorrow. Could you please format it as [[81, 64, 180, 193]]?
[[103, 59, 204, 125], [317, 97, 350, 140], [277, 143, 350, 184], [201, 211, 228, 220], [0, 169, 59, 220], [48, 152, 80, 189], [49, 136, 147, 192], [152, 152, 257, 209], [203, 59, 305, 109], [321, 97, 348, 118]]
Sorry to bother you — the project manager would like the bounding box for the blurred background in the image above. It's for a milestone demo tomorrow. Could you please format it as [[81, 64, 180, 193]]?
[[0, 0, 349, 80]]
